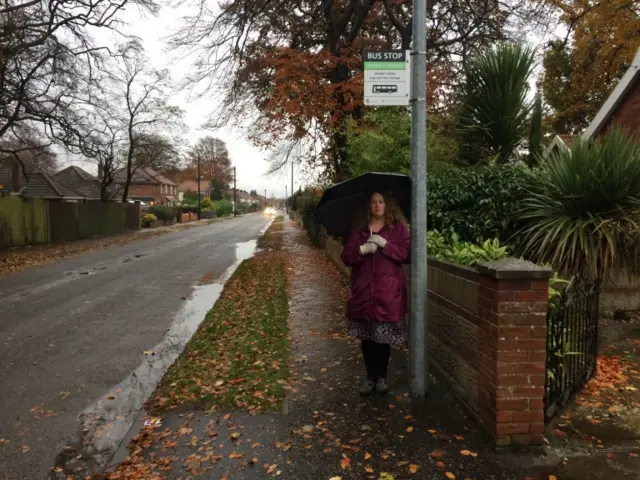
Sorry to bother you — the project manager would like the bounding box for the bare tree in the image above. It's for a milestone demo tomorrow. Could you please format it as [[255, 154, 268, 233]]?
[[0, 0, 158, 174], [0, 132, 58, 176], [105, 42, 184, 201]]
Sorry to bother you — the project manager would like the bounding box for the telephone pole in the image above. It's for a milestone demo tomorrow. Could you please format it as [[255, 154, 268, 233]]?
[[290, 162, 294, 216], [233, 166, 237, 217], [409, 0, 428, 397], [285, 185, 288, 213], [196, 154, 201, 220], [264, 189, 267, 209]]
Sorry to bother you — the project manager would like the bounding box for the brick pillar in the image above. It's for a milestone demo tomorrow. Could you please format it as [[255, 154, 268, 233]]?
[[476, 258, 552, 448]]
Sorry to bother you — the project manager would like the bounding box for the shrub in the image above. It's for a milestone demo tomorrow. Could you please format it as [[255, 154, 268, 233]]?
[[428, 163, 535, 251], [200, 197, 215, 211], [142, 213, 158, 228], [214, 199, 233, 217], [519, 128, 640, 279], [148, 206, 175, 222], [427, 230, 509, 266]]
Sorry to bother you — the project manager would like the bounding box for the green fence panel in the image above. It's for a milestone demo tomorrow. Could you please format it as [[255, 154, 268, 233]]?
[[49, 202, 79, 242], [0, 196, 50, 248]]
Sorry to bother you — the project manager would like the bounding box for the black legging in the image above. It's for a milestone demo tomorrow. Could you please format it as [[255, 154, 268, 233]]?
[[361, 339, 391, 380]]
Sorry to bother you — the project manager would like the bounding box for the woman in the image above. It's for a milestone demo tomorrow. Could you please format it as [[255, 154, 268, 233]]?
[[341, 191, 410, 395]]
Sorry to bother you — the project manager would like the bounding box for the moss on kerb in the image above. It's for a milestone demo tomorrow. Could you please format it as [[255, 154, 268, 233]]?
[[476, 257, 554, 280]]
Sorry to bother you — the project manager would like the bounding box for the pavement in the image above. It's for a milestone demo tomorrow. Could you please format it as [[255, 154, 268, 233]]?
[[100, 221, 568, 480], [0, 213, 270, 480]]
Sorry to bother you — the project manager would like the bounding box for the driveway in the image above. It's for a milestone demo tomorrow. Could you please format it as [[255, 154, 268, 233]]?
[[0, 214, 270, 480]]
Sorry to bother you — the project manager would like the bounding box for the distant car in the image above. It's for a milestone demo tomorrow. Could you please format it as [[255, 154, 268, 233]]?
[[265, 207, 276, 216]]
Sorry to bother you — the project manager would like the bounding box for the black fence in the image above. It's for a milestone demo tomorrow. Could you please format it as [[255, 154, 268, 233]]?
[[544, 277, 600, 422]]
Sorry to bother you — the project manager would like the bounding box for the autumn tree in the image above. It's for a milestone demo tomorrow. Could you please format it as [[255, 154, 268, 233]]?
[[171, 0, 547, 180], [541, 0, 640, 133], [107, 42, 184, 202], [187, 137, 233, 188]]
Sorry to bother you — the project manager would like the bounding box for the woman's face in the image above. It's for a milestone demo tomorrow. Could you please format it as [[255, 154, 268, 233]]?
[[369, 193, 385, 219]]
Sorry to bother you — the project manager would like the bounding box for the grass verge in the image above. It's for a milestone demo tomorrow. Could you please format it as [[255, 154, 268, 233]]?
[[257, 216, 284, 251], [148, 220, 289, 413]]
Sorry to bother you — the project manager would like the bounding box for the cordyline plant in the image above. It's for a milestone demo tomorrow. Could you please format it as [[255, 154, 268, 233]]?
[[457, 43, 538, 165], [520, 128, 640, 280]]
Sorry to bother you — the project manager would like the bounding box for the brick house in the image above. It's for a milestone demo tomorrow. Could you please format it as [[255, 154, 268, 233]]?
[[544, 47, 640, 157], [582, 47, 640, 140], [177, 179, 210, 200], [112, 167, 178, 204]]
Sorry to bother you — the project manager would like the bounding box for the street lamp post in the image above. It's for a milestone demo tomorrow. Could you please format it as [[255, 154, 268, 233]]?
[[409, 0, 428, 397]]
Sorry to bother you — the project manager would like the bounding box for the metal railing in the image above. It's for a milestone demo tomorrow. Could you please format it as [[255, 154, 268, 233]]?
[[544, 277, 600, 422]]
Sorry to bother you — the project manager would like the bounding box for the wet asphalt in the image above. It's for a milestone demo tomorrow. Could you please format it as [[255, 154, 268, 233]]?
[[0, 214, 270, 480]]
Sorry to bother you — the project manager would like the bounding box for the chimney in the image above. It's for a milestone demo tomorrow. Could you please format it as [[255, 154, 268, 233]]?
[[11, 159, 20, 193]]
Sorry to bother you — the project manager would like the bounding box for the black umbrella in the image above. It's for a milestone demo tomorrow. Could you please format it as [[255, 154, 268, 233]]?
[[316, 172, 411, 239]]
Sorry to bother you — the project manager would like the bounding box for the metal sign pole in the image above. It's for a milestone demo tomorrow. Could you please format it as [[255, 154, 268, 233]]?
[[409, 0, 428, 397]]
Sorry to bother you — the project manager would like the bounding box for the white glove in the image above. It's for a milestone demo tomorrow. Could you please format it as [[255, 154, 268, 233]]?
[[368, 234, 387, 248], [359, 242, 378, 255]]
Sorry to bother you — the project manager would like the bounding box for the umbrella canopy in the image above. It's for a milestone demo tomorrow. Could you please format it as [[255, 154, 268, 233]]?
[[316, 172, 411, 239]]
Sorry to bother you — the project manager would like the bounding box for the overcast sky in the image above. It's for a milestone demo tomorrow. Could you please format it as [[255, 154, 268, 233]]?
[[60, 1, 294, 199]]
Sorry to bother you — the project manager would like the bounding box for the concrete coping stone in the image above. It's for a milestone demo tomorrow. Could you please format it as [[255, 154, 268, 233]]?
[[476, 257, 554, 280]]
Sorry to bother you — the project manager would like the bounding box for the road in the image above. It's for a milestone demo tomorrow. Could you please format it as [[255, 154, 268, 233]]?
[[0, 214, 270, 480]]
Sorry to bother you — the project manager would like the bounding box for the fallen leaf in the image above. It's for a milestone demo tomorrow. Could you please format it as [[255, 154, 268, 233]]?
[[427, 429, 437, 434], [22, 445, 29, 453], [379, 474, 395, 480], [365, 466, 374, 473], [406, 426, 414, 432], [549, 476, 557, 480], [409, 464, 419, 474], [229, 452, 243, 459], [436, 461, 446, 469], [0, 439, 8, 447], [340, 456, 351, 470], [445, 473, 456, 480], [364, 452, 372, 460], [454, 435, 464, 440], [429, 449, 445, 458], [329, 477, 342, 480], [460, 449, 478, 457]]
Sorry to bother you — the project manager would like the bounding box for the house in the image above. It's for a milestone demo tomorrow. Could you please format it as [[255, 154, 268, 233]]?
[[178, 179, 211, 200], [0, 160, 86, 201], [582, 47, 640, 140], [543, 133, 577, 158], [112, 166, 178, 205], [54, 166, 101, 200], [544, 47, 640, 158]]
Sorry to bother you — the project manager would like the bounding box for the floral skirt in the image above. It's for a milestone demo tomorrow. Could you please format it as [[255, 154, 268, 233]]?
[[348, 318, 407, 345]]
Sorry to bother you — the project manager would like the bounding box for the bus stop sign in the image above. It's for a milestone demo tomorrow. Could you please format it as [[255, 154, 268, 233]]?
[[364, 50, 411, 106]]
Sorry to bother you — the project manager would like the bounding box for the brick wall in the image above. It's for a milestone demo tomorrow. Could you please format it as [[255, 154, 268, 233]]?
[[601, 79, 640, 138], [323, 236, 552, 447]]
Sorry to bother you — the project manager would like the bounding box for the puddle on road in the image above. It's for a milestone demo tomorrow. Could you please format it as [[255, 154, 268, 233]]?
[[53, 238, 262, 478]]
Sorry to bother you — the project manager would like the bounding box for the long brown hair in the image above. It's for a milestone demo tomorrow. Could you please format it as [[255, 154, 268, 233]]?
[[353, 191, 408, 231]]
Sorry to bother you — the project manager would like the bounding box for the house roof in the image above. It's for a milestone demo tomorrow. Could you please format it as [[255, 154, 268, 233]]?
[[113, 166, 178, 186], [0, 163, 86, 199], [583, 47, 640, 140], [54, 166, 101, 199]]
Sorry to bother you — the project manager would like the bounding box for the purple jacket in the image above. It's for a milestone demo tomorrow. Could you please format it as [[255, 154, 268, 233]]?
[[341, 223, 411, 322]]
